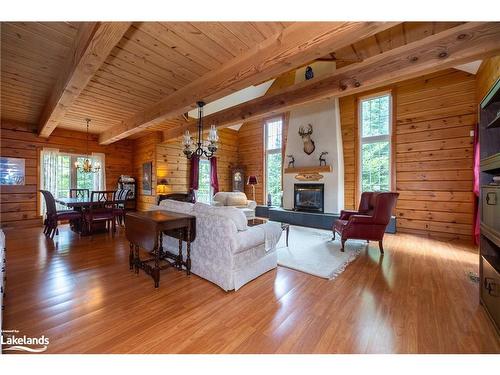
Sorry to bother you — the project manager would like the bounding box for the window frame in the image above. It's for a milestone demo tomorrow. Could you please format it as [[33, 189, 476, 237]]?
[[196, 158, 212, 204], [357, 91, 393, 195], [264, 116, 284, 207], [55, 152, 96, 197]]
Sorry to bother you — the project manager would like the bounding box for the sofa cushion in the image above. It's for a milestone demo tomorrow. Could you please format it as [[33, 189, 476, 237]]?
[[159, 199, 194, 214], [226, 193, 248, 207], [194, 202, 248, 231], [212, 192, 228, 206]]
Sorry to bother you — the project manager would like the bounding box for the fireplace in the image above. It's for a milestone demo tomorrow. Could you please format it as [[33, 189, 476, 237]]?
[[294, 183, 324, 213]]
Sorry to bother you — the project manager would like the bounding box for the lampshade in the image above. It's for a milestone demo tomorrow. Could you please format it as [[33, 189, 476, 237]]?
[[157, 179, 169, 194], [247, 176, 258, 185]]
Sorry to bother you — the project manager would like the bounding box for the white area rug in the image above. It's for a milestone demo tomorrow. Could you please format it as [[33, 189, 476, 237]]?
[[276, 225, 366, 279]]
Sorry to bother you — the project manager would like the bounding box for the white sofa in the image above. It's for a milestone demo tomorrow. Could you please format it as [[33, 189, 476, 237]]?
[[211, 191, 256, 220], [154, 199, 282, 291], [0, 229, 5, 354]]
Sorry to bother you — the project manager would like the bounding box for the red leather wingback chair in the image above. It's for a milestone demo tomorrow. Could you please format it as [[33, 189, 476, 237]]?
[[333, 192, 399, 253]]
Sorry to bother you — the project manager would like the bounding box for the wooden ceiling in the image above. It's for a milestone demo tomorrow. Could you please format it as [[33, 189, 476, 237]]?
[[328, 22, 464, 67], [1, 21, 497, 141], [1, 22, 79, 124]]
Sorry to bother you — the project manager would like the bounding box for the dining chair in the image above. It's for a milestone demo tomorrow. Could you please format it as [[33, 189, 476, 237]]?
[[40, 190, 82, 239], [69, 188, 89, 199], [113, 189, 131, 226], [85, 191, 117, 235]]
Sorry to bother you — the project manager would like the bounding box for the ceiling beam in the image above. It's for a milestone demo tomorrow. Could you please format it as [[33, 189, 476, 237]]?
[[162, 22, 500, 141], [99, 22, 399, 144], [38, 22, 132, 138]]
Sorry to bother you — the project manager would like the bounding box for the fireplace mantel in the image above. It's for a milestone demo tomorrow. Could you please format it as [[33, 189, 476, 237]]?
[[284, 165, 332, 174]]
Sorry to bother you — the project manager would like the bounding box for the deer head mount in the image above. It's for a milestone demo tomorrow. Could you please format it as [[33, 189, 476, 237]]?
[[298, 124, 315, 155]]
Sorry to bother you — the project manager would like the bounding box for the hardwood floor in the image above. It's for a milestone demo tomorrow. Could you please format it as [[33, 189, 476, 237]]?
[[2, 225, 499, 353]]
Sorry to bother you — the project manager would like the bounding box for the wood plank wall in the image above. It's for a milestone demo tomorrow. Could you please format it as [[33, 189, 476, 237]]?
[[132, 132, 161, 211], [0, 120, 134, 229], [133, 128, 239, 211], [339, 69, 477, 241], [476, 56, 500, 102]]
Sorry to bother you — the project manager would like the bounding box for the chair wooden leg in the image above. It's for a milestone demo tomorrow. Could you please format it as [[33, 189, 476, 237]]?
[[50, 223, 57, 239], [378, 240, 384, 254], [340, 239, 346, 252]]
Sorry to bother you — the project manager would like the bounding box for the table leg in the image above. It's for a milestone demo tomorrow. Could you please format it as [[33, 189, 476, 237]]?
[[129, 242, 134, 270], [177, 228, 183, 270], [153, 235, 161, 288], [186, 226, 191, 276], [134, 245, 140, 274]]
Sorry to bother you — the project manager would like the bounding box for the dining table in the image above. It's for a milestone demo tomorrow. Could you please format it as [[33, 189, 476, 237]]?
[[55, 196, 117, 235]]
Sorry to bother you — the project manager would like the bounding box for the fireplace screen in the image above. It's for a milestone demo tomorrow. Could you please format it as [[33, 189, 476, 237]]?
[[294, 183, 324, 213]]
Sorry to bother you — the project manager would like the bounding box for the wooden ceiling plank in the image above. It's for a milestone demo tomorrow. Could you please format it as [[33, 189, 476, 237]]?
[[84, 80, 156, 107], [3, 22, 74, 53], [164, 23, 234, 62], [1, 31, 70, 61], [14, 22, 77, 47], [100, 21, 398, 144], [191, 22, 250, 56], [116, 36, 198, 84], [103, 53, 178, 93], [38, 22, 132, 137], [91, 70, 164, 102], [162, 22, 500, 141], [97, 61, 174, 98], [250, 22, 284, 39], [123, 25, 208, 77], [140, 22, 222, 71], [222, 22, 267, 47], [110, 45, 190, 88], [39, 22, 80, 39]]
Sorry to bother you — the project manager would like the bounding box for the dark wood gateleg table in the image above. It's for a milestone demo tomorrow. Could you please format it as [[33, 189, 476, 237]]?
[[125, 210, 196, 288]]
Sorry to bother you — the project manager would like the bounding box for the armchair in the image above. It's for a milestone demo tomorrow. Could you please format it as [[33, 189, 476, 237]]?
[[333, 192, 399, 253]]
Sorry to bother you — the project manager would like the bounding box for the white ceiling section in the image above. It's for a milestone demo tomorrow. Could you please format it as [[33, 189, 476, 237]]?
[[188, 79, 275, 119], [454, 60, 483, 75]]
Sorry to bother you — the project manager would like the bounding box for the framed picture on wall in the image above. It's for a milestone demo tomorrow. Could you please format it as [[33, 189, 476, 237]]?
[[0, 157, 25, 185], [142, 161, 153, 195]]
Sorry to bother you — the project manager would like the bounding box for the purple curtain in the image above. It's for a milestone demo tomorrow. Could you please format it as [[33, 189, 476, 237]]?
[[473, 123, 480, 245], [210, 157, 219, 194], [189, 156, 199, 191]]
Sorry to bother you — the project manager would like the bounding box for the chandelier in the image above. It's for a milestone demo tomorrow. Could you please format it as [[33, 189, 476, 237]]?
[[182, 101, 218, 159], [75, 118, 101, 174]]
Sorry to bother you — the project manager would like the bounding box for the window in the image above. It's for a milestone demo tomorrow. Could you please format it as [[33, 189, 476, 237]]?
[[265, 117, 283, 207], [40, 149, 105, 215], [197, 159, 211, 204], [359, 93, 392, 193]]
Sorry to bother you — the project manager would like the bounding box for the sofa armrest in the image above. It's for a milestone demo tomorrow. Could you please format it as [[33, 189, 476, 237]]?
[[246, 200, 257, 210], [211, 201, 224, 207], [234, 222, 281, 254]]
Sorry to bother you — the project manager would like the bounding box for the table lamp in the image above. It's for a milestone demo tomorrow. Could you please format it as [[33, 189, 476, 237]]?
[[157, 179, 169, 195], [247, 175, 258, 202]]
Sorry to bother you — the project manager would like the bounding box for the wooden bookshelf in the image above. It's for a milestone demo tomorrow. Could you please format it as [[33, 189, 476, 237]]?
[[479, 77, 500, 336]]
